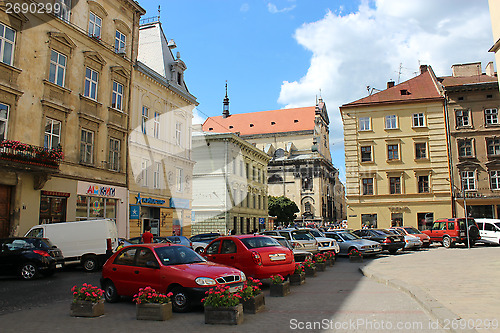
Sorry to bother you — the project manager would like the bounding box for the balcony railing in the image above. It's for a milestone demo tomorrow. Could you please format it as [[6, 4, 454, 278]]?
[[0, 140, 64, 169]]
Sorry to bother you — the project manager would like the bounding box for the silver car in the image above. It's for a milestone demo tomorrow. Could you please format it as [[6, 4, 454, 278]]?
[[270, 236, 313, 262], [302, 228, 340, 254], [324, 230, 382, 256], [260, 229, 319, 253]]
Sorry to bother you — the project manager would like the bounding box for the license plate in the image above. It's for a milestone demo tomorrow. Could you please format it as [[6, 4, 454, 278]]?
[[56, 264, 63, 269], [269, 253, 286, 261]]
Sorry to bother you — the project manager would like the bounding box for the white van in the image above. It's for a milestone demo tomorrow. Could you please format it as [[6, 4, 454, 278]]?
[[25, 219, 118, 271], [474, 218, 500, 245]]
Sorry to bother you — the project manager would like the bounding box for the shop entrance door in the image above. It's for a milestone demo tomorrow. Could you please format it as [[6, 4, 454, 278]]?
[[0, 185, 11, 237], [150, 219, 159, 236]]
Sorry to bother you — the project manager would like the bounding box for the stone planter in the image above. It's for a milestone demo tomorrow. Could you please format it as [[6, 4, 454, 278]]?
[[70, 299, 104, 317], [270, 281, 291, 297], [136, 302, 172, 321], [305, 266, 317, 277], [205, 304, 244, 325], [241, 292, 265, 314], [289, 272, 306, 286], [316, 262, 326, 271], [349, 255, 363, 263], [326, 258, 334, 267]]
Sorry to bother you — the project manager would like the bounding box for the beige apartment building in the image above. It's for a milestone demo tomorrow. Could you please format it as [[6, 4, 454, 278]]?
[[127, 18, 197, 238], [439, 62, 500, 218], [341, 65, 452, 230], [489, 0, 500, 89], [0, 1, 145, 237]]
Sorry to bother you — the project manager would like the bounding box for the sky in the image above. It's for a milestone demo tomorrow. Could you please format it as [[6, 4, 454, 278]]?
[[139, 0, 495, 182]]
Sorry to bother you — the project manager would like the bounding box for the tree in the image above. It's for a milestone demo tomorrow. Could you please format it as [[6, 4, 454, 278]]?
[[268, 195, 299, 225]]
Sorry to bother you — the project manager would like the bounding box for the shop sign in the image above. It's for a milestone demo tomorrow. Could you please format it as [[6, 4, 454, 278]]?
[[259, 218, 265, 225], [130, 205, 140, 219], [86, 185, 116, 197], [135, 193, 166, 206]]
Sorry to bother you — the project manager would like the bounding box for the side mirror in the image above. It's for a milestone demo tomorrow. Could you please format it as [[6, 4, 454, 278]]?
[[145, 261, 160, 269]]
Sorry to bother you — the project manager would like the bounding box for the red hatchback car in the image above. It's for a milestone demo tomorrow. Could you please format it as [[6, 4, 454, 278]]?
[[202, 235, 295, 279], [100, 243, 245, 312]]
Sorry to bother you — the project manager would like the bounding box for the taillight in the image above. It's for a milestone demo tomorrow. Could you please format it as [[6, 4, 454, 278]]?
[[106, 238, 112, 251], [291, 241, 300, 248], [33, 250, 50, 257], [383, 238, 392, 244], [251, 251, 262, 266]]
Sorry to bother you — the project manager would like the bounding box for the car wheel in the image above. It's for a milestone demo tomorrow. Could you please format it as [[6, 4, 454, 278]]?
[[103, 280, 120, 303], [82, 255, 99, 272], [442, 236, 452, 248], [171, 286, 191, 312], [19, 262, 38, 280]]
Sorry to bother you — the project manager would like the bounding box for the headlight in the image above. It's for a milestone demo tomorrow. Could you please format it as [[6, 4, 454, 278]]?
[[195, 277, 216, 286], [361, 246, 369, 249], [240, 271, 246, 282]]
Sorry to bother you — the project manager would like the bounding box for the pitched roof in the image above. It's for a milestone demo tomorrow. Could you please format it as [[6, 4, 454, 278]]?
[[341, 70, 442, 108], [202, 106, 316, 136]]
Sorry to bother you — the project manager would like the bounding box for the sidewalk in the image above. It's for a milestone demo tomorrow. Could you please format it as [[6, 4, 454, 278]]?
[[361, 245, 500, 333]]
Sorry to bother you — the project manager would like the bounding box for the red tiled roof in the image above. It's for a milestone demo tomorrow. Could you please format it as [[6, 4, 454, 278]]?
[[202, 106, 316, 136], [438, 73, 498, 87], [341, 70, 442, 108]]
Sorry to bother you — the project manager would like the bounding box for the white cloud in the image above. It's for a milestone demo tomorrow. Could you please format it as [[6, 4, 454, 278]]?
[[277, 0, 494, 176], [267, 2, 296, 14], [240, 3, 250, 12], [192, 107, 205, 125]]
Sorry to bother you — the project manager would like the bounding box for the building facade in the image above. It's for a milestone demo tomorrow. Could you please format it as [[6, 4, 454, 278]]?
[[202, 99, 344, 225], [0, 0, 145, 237], [191, 132, 270, 234], [341, 66, 452, 230], [439, 62, 500, 218]]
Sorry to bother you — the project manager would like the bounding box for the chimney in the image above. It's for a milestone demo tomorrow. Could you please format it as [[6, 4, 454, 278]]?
[[387, 81, 395, 89], [451, 62, 481, 77], [485, 61, 495, 77], [222, 82, 230, 118], [420, 65, 428, 74]]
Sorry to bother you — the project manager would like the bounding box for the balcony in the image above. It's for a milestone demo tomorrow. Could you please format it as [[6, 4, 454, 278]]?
[[0, 140, 64, 170]]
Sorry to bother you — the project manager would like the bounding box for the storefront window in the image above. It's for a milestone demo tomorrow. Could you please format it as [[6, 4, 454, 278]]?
[[76, 195, 88, 220], [105, 198, 117, 220], [76, 195, 117, 222], [39, 195, 67, 224], [361, 214, 377, 228], [89, 197, 105, 219]]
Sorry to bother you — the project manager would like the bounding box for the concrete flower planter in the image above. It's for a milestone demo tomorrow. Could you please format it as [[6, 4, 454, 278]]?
[[205, 304, 244, 325], [289, 272, 306, 286], [136, 302, 172, 321], [70, 299, 104, 317], [316, 262, 326, 271], [349, 255, 363, 263], [305, 266, 317, 277], [270, 281, 291, 297], [241, 292, 265, 313]]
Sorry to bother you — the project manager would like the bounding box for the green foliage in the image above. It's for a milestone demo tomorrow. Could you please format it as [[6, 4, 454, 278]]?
[[268, 196, 299, 224]]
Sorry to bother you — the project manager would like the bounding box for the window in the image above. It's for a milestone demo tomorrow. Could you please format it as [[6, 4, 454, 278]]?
[[88, 12, 102, 38], [360, 146, 372, 162], [389, 177, 401, 194], [418, 175, 429, 193], [362, 178, 373, 195], [0, 23, 15, 66], [0, 103, 9, 141], [111, 81, 123, 110], [387, 144, 399, 160], [153, 162, 160, 189], [361, 214, 377, 228], [176, 168, 183, 192], [80, 129, 94, 164], [455, 109, 470, 127], [458, 139, 473, 157], [84, 67, 99, 100], [359, 117, 371, 131], [141, 106, 148, 134], [385, 115, 398, 129], [115, 30, 126, 53], [461, 171, 476, 191], [413, 113, 425, 127], [141, 160, 148, 186], [55, 0, 71, 22], [490, 171, 500, 190], [175, 121, 182, 146], [44, 118, 61, 149], [487, 138, 500, 156], [153, 112, 160, 138], [485, 108, 499, 125], [415, 142, 427, 159], [49, 50, 66, 87], [109, 138, 120, 171]]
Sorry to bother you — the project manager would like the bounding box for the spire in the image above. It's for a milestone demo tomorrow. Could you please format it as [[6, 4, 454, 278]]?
[[222, 81, 230, 118]]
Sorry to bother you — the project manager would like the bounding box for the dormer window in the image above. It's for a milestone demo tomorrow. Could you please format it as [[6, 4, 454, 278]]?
[[400, 89, 410, 95], [271, 121, 276, 125], [250, 124, 254, 127], [208, 127, 213, 131], [229, 125, 233, 129], [294, 119, 299, 123]]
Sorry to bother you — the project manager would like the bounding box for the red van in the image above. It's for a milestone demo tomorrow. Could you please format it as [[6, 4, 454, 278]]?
[[422, 218, 480, 248]]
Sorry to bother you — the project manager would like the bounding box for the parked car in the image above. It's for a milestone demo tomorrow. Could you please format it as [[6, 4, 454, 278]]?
[[390, 226, 431, 248], [190, 233, 221, 254], [128, 236, 170, 244], [270, 235, 313, 262], [260, 229, 319, 253], [388, 228, 423, 249], [165, 236, 192, 249], [352, 229, 405, 254], [202, 235, 295, 279], [422, 218, 481, 248], [474, 218, 500, 245], [100, 243, 246, 312], [323, 231, 382, 256], [300, 228, 340, 254], [0, 237, 64, 280]]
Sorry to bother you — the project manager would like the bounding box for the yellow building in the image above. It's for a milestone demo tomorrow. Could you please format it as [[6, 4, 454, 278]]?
[[0, 0, 145, 237], [489, 0, 500, 90], [340, 66, 452, 230]]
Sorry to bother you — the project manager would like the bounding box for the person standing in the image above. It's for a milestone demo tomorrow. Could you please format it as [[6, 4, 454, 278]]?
[[142, 225, 153, 243]]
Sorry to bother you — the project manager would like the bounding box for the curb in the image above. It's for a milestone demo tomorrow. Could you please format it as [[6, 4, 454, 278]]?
[[359, 265, 478, 333]]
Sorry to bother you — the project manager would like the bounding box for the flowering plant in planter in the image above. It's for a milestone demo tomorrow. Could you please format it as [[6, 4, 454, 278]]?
[[239, 277, 262, 300], [302, 259, 316, 269], [133, 286, 173, 304], [348, 248, 362, 257], [270, 274, 285, 284], [324, 251, 335, 260], [71, 283, 104, 303], [313, 253, 326, 263], [202, 284, 241, 308], [294, 263, 304, 274]]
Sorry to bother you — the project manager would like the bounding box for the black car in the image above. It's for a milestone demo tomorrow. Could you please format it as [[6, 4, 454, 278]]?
[[128, 236, 171, 244], [0, 237, 64, 280], [352, 229, 405, 254], [189, 233, 221, 244]]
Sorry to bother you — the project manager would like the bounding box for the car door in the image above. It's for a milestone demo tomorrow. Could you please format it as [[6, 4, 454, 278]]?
[[216, 239, 239, 269], [0, 239, 16, 275], [203, 239, 221, 263], [483, 223, 496, 243], [133, 247, 162, 292], [108, 247, 139, 296], [429, 221, 444, 241]]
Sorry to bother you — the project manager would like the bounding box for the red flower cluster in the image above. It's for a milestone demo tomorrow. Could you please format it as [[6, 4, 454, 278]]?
[[294, 262, 305, 274], [239, 277, 262, 300], [71, 283, 104, 303], [348, 248, 362, 257], [0, 140, 64, 161], [324, 251, 336, 260], [313, 252, 327, 263], [202, 284, 241, 308], [133, 286, 173, 304], [302, 258, 316, 269], [270, 274, 285, 284]]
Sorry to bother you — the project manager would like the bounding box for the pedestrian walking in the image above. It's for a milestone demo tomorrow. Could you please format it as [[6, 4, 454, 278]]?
[[142, 225, 153, 243]]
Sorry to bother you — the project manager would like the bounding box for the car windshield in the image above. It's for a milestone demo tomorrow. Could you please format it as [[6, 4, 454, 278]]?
[[241, 236, 281, 249], [154, 246, 205, 265], [391, 229, 404, 236], [370, 230, 391, 236], [291, 231, 314, 241], [275, 238, 293, 250], [308, 229, 324, 237], [403, 227, 421, 235], [495, 223, 500, 229], [339, 232, 360, 240], [325, 233, 342, 241]]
